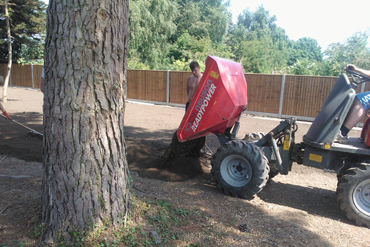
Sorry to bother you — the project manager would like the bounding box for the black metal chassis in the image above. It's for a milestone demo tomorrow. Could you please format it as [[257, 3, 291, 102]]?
[[250, 117, 370, 176]]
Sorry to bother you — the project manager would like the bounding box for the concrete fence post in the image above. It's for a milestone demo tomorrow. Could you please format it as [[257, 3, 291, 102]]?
[[31, 64, 35, 88], [125, 74, 128, 99], [278, 74, 286, 119], [167, 70, 170, 105]]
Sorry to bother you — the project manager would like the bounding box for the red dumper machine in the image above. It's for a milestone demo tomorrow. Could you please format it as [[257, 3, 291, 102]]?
[[176, 56, 370, 228], [178, 56, 248, 142]]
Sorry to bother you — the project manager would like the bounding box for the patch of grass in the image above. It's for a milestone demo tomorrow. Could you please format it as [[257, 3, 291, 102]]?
[[28, 223, 45, 239], [82, 196, 214, 246], [0, 241, 26, 247], [20, 196, 218, 246]]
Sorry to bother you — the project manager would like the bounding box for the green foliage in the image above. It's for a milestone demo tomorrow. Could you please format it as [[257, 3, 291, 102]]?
[[129, 0, 178, 69], [234, 37, 288, 74], [3, 1, 370, 76], [0, 0, 47, 60], [64, 196, 211, 246], [323, 31, 370, 75], [236, 6, 278, 36], [127, 58, 151, 70], [0, 241, 26, 247], [169, 33, 231, 70], [16, 36, 45, 64], [288, 37, 323, 66], [28, 223, 46, 239], [173, 0, 231, 44], [129, 0, 232, 70], [167, 58, 189, 71], [287, 59, 319, 75], [228, 6, 290, 73]]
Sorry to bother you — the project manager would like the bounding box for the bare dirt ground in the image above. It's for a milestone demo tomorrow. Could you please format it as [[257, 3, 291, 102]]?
[[0, 87, 369, 246]]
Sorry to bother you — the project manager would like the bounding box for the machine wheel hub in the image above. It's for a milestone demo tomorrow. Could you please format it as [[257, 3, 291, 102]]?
[[353, 179, 370, 217], [221, 155, 252, 187]]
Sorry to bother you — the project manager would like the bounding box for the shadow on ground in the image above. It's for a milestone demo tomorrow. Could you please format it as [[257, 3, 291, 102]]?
[[125, 125, 211, 182], [0, 112, 43, 162], [260, 179, 352, 225]]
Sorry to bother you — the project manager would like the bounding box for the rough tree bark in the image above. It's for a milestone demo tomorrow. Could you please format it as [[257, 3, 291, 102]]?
[[2, 0, 12, 104], [41, 0, 130, 245]]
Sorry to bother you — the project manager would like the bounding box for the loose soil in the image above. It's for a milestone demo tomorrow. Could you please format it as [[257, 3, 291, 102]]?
[[0, 87, 369, 246]]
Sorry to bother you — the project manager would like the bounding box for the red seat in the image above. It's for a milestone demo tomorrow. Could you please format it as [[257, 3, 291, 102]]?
[[361, 116, 370, 146]]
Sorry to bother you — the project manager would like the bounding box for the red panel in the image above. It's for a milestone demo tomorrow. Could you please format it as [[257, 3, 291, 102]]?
[[177, 56, 248, 142], [361, 117, 370, 139]]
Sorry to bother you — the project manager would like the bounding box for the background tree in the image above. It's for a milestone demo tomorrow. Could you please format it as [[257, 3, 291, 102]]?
[[42, 0, 130, 244], [129, 0, 178, 69], [2, 0, 11, 103], [128, 0, 232, 70], [173, 1, 207, 41], [287, 37, 323, 66], [323, 31, 370, 76], [2, 1, 368, 78], [168, 33, 233, 71], [173, 0, 231, 44], [0, 0, 46, 61], [229, 6, 289, 73]]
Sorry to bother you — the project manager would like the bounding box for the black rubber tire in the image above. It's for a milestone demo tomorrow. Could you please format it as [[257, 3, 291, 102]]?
[[211, 140, 269, 198], [337, 164, 370, 228]]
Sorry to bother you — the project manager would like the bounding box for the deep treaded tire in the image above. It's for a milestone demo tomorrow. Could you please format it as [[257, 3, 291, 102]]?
[[211, 140, 269, 198], [337, 164, 370, 228]]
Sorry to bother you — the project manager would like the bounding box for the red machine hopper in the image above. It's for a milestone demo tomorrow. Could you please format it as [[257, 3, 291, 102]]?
[[177, 56, 248, 142]]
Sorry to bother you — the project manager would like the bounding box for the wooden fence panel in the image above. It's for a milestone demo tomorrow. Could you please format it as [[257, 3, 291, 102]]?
[[151, 70, 167, 102], [33, 65, 43, 89], [10, 65, 32, 87], [0, 64, 7, 79], [0, 64, 43, 88], [127, 70, 142, 99], [169, 71, 191, 104], [127, 70, 167, 102], [244, 74, 282, 114], [282, 75, 337, 118]]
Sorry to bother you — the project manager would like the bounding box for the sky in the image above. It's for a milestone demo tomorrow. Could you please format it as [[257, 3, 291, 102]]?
[[42, 0, 370, 51], [228, 0, 370, 51]]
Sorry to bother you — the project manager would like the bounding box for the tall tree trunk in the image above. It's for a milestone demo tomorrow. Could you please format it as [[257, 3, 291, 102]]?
[[41, 0, 130, 245], [3, 0, 12, 104]]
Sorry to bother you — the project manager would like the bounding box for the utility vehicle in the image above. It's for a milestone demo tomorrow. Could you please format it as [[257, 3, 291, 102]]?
[[177, 56, 370, 228]]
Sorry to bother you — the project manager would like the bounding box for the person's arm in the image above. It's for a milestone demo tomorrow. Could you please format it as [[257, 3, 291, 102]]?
[[0, 102, 11, 120], [346, 64, 370, 77]]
